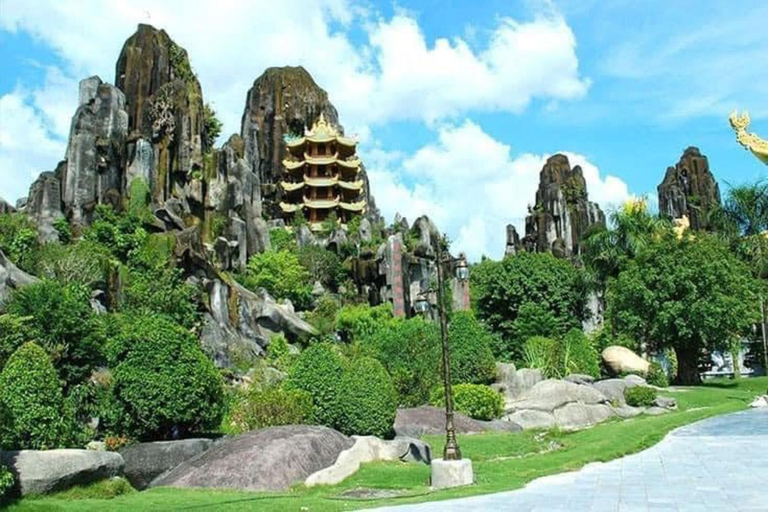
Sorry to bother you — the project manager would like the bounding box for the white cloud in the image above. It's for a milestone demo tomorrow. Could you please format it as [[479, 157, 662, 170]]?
[[367, 121, 631, 261], [0, 0, 589, 201]]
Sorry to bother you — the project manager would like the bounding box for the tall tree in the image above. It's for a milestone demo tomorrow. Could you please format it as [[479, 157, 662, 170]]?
[[607, 233, 759, 384]]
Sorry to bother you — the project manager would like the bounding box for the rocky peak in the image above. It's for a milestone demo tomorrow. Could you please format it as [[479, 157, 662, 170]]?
[[657, 146, 721, 231], [521, 154, 605, 257]]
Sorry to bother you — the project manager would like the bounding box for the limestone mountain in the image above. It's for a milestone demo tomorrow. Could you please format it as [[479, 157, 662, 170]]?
[[657, 146, 721, 231], [518, 154, 606, 257]]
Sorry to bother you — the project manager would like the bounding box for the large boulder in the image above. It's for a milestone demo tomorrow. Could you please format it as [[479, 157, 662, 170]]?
[[592, 378, 631, 406], [506, 379, 608, 413], [601, 346, 650, 375], [394, 406, 520, 438], [502, 409, 556, 430], [553, 403, 613, 429], [0, 449, 124, 496], [493, 364, 543, 402], [119, 438, 213, 490], [152, 425, 353, 491]]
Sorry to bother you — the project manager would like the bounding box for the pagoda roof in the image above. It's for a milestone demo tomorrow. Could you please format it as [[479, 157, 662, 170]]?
[[284, 113, 358, 148]]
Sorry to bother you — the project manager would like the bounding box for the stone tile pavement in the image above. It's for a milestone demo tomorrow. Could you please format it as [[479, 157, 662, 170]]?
[[370, 408, 768, 512]]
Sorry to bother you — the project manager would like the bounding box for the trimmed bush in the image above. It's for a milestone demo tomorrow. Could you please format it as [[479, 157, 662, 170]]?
[[646, 362, 669, 388], [430, 384, 504, 421], [284, 343, 345, 427], [224, 386, 313, 435], [0, 342, 71, 450], [0, 314, 35, 372], [361, 317, 441, 407], [335, 303, 393, 343], [624, 386, 657, 407], [448, 311, 497, 385], [336, 357, 397, 437], [104, 314, 224, 441]]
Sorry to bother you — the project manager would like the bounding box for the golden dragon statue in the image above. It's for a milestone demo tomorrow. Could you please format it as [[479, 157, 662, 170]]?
[[729, 110, 768, 165]]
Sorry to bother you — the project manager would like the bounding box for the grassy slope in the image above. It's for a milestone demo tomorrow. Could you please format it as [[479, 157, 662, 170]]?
[[9, 377, 766, 512]]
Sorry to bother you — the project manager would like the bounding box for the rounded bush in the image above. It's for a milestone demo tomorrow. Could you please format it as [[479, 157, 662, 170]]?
[[284, 343, 345, 427], [646, 362, 669, 388], [624, 386, 657, 407], [0, 342, 70, 450], [430, 384, 504, 421], [336, 357, 397, 437], [224, 386, 313, 435], [448, 311, 497, 385], [104, 315, 225, 441]]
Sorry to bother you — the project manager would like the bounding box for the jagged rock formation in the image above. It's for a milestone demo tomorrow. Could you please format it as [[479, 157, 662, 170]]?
[[25, 166, 65, 242], [657, 147, 721, 231], [521, 154, 605, 257], [504, 224, 521, 257]]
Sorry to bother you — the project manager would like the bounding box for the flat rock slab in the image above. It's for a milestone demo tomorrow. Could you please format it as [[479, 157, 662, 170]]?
[[553, 403, 612, 430], [0, 449, 124, 496], [152, 425, 353, 492], [394, 406, 520, 438], [120, 438, 213, 490], [371, 408, 768, 511]]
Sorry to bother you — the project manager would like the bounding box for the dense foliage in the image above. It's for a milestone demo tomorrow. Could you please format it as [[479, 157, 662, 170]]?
[[0, 343, 71, 450], [447, 311, 496, 384], [0, 213, 39, 271], [608, 233, 759, 384], [33, 240, 110, 288], [522, 329, 599, 379], [103, 314, 224, 441], [471, 252, 586, 361], [430, 383, 503, 421], [335, 303, 393, 342], [0, 462, 14, 503], [646, 362, 669, 388], [240, 250, 312, 309], [224, 386, 313, 435], [284, 343, 345, 427], [336, 357, 397, 437], [624, 386, 657, 407], [360, 317, 441, 407]]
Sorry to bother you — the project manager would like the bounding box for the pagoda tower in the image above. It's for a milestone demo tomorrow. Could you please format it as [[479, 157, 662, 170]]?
[[280, 114, 367, 229]]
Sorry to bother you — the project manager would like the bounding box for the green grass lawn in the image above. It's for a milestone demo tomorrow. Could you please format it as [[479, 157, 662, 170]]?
[[8, 377, 766, 512]]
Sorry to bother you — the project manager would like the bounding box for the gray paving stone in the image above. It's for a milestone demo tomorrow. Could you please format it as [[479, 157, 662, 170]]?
[[370, 408, 768, 512]]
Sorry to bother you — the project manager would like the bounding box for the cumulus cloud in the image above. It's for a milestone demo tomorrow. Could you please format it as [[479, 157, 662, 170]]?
[[367, 121, 631, 261]]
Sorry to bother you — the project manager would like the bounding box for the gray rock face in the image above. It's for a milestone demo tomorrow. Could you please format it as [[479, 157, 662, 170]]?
[[411, 215, 441, 258], [25, 168, 64, 242], [395, 436, 432, 464], [592, 378, 634, 406], [505, 224, 521, 256], [0, 449, 124, 496], [657, 147, 721, 231], [553, 403, 613, 429], [654, 396, 677, 409], [564, 374, 596, 385], [503, 409, 556, 430], [64, 76, 128, 225], [521, 154, 605, 257], [152, 425, 353, 491], [0, 197, 15, 214], [0, 250, 39, 305], [393, 406, 520, 438], [120, 438, 213, 490], [507, 379, 608, 413]]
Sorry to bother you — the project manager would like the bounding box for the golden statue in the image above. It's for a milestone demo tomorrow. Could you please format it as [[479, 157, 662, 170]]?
[[673, 215, 690, 240], [729, 110, 768, 165]]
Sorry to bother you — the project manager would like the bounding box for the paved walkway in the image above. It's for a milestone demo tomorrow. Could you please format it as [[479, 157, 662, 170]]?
[[372, 408, 768, 512]]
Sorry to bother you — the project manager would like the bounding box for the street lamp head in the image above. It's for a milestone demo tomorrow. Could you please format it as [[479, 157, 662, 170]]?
[[455, 255, 469, 281], [414, 296, 431, 314]]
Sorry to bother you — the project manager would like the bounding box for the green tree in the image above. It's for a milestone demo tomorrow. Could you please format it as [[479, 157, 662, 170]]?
[[240, 250, 312, 309], [0, 343, 71, 450], [607, 233, 759, 384], [448, 311, 496, 384], [284, 343, 345, 427], [471, 252, 586, 361], [0, 314, 35, 371], [336, 357, 397, 437], [104, 314, 224, 440], [297, 245, 344, 291], [203, 103, 223, 150]]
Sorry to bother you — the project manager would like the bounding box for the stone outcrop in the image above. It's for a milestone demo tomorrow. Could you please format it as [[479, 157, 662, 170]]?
[[119, 438, 213, 490], [521, 154, 605, 257], [504, 224, 521, 256], [657, 147, 721, 231], [0, 449, 124, 496], [152, 425, 353, 491], [0, 250, 39, 305], [394, 406, 521, 438], [24, 167, 65, 242]]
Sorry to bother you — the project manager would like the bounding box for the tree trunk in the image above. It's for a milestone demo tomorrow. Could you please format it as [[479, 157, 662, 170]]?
[[674, 346, 702, 385]]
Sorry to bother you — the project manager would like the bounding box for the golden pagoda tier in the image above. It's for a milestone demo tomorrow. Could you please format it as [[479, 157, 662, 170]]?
[[280, 113, 367, 228]]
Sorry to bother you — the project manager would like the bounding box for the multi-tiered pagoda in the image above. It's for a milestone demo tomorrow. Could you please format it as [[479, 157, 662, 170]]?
[[280, 114, 366, 229]]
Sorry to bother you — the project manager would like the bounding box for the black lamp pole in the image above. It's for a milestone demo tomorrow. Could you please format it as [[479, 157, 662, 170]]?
[[435, 239, 461, 461]]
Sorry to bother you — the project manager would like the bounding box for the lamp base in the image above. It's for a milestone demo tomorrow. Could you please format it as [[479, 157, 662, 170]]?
[[430, 458, 474, 489]]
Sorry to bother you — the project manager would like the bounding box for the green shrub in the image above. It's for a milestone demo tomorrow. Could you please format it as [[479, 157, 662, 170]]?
[[266, 335, 294, 371], [6, 281, 104, 390], [448, 311, 497, 385], [522, 336, 560, 378], [239, 250, 312, 309], [336, 357, 397, 437], [0, 213, 39, 271], [122, 265, 199, 329], [84, 205, 149, 261], [53, 217, 72, 244], [104, 314, 224, 441], [646, 362, 669, 388], [624, 386, 657, 407], [284, 343, 345, 427], [223, 386, 313, 435], [360, 317, 441, 407], [0, 343, 71, 450], [34, 240, 111, 288], [0, 463, 15, 503], [335, 303, 393, 343], [203, 103, 223, 150], [561, 329, 600, 379], [48, 476, 134, 500], [297, 245, 345, 291], [0, 314, 35, 371], [430, 384, 503, 421], [269, 228, 297, 252], [306, 294, 340, 335]]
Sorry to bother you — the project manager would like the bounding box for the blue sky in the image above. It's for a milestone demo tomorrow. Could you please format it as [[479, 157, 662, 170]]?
[[1, 0, 766, 259]]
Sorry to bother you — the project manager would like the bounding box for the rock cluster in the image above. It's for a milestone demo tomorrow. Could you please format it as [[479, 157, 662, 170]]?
[[515, 154, 605, 257], [657, 147, 721, 231]]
